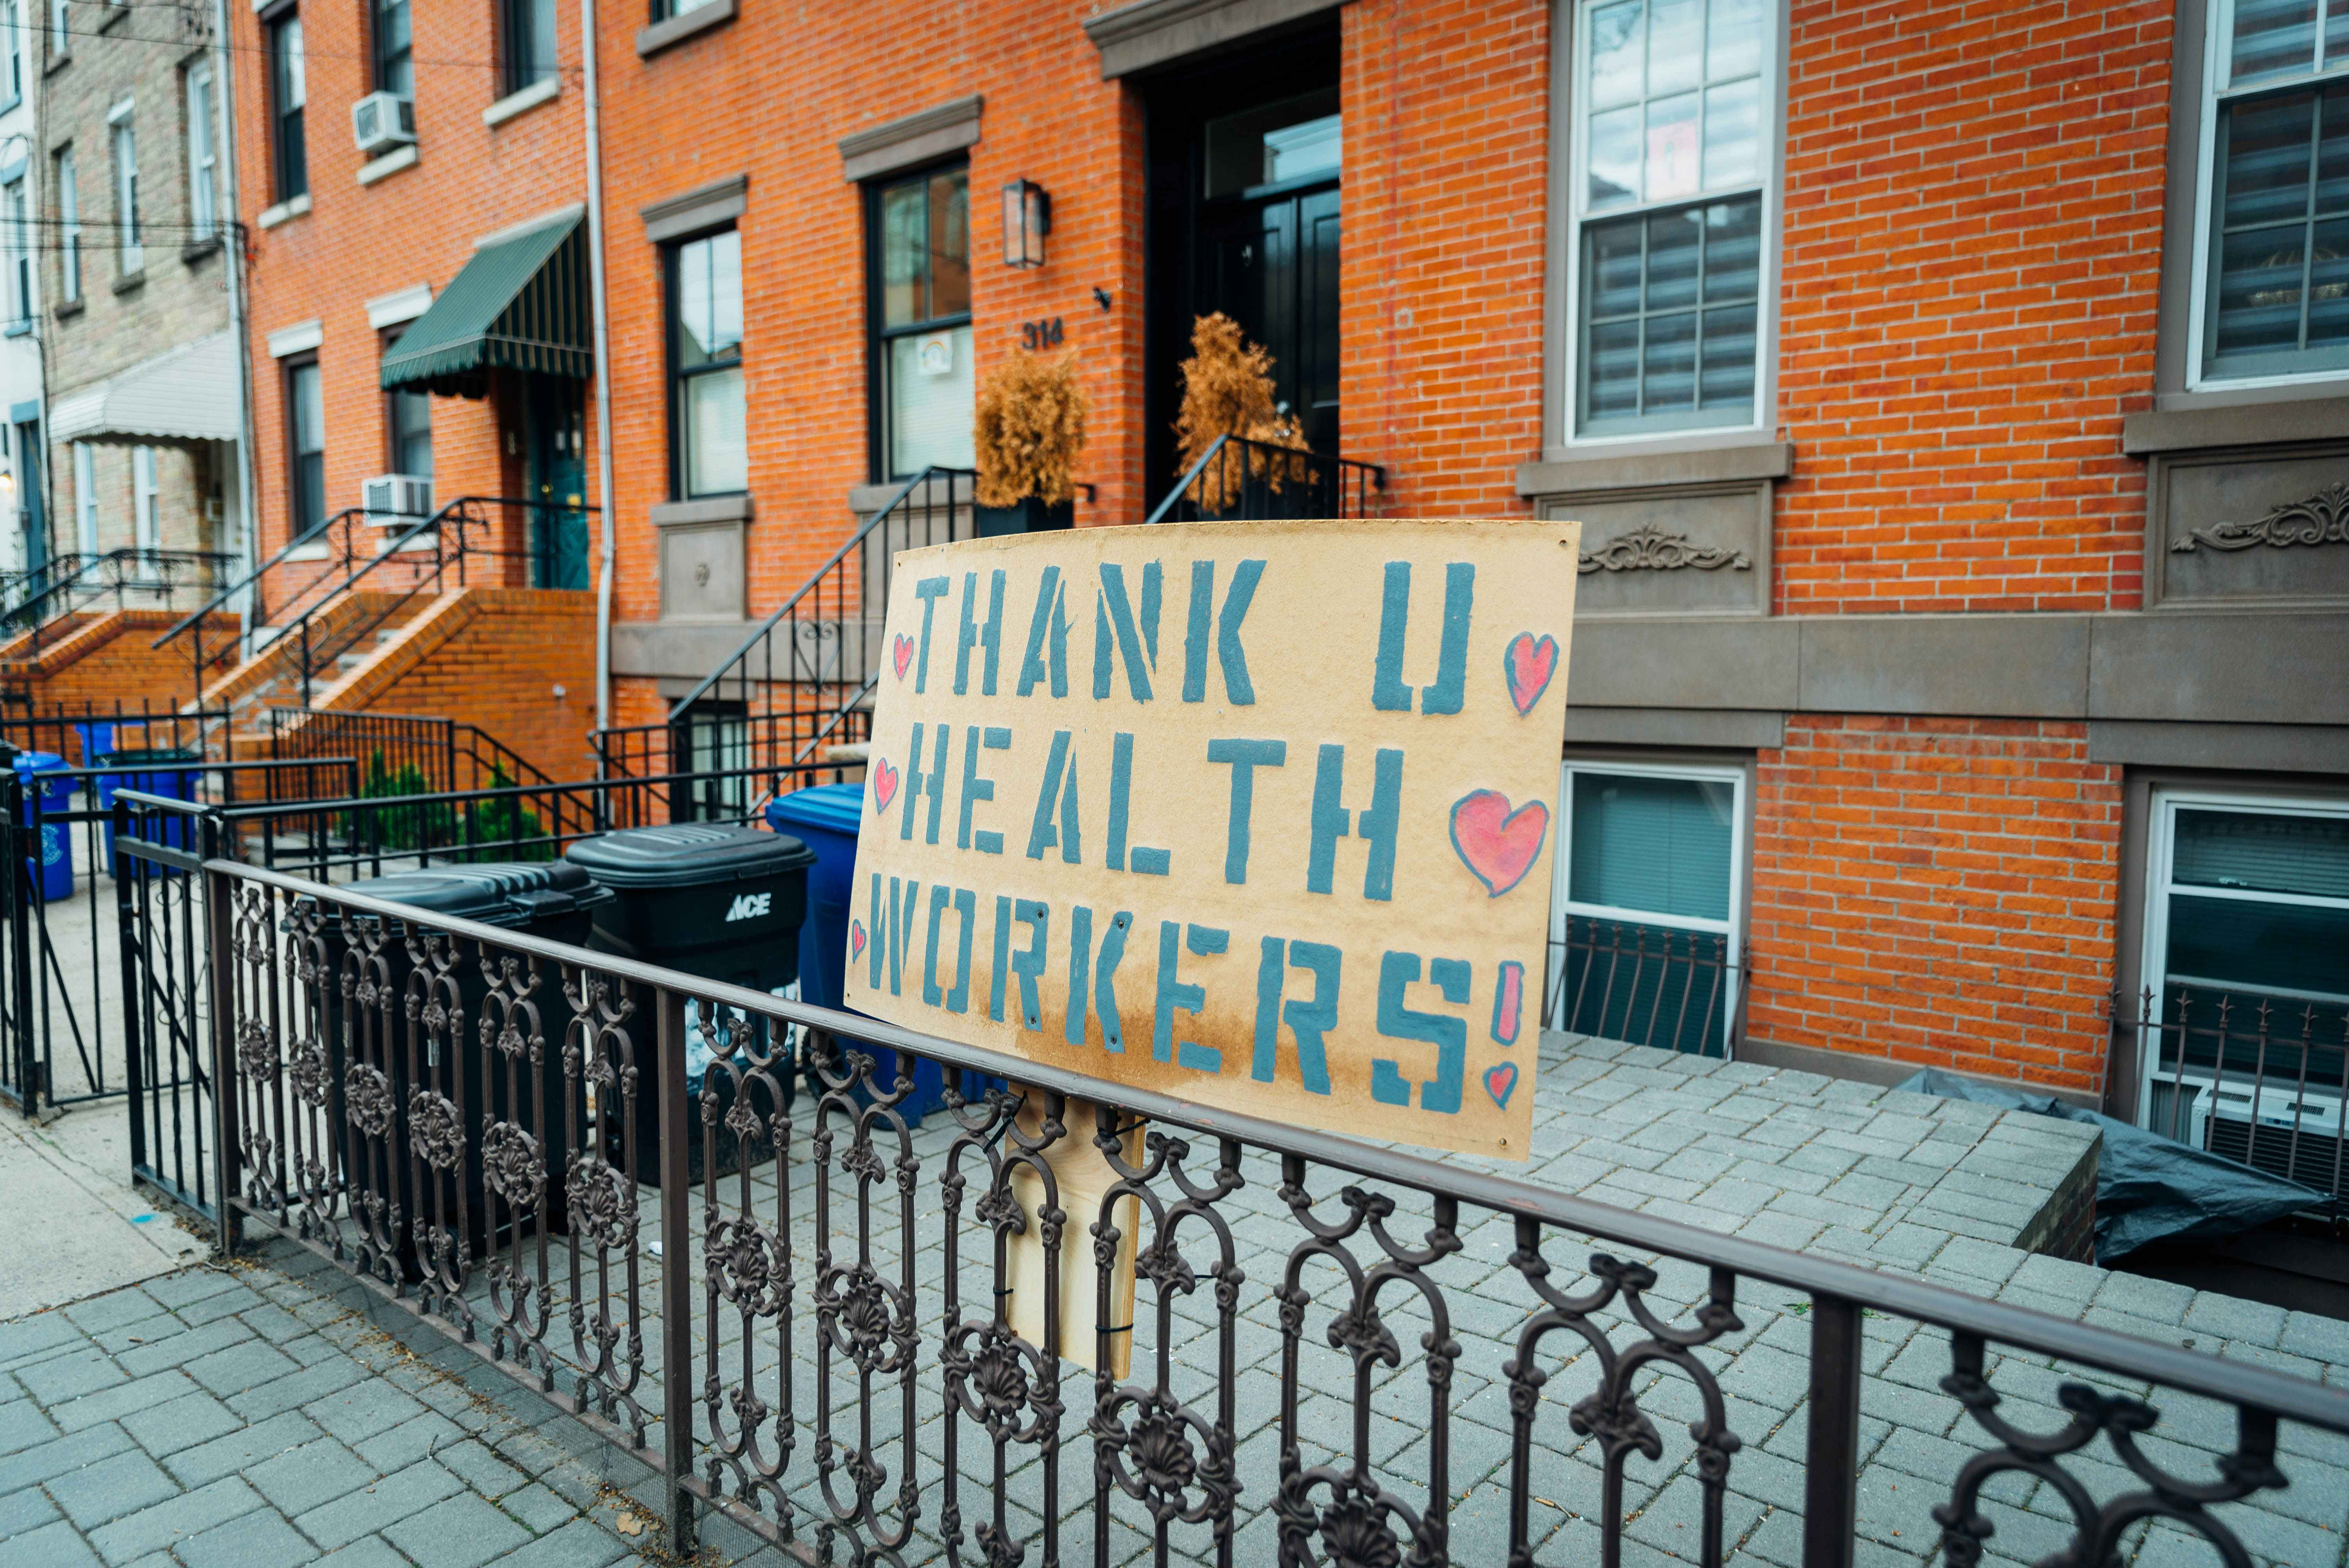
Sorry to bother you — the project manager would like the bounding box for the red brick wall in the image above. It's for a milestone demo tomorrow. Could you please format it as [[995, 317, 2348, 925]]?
[[1, 612, 239, 759], [1747, 716, 2124, 1094], [1773, 0, 2171, 614]]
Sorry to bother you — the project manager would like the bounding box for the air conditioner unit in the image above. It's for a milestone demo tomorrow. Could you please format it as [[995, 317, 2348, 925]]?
[[2167, 1074, 2346, 1202], [351, 93, 417, 157], [362, 473, 432, 522]]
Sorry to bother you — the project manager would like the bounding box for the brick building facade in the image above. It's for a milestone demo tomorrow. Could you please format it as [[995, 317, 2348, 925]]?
[[223, 0, 2349, 1167]]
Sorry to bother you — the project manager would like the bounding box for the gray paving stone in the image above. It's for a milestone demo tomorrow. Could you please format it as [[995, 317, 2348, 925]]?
[[0, 1399, 59, 1459], [49, 1370, 199, 1435], [382, 1489, 533, 1568], [352, 1410, 464, 1470], [162, 1410, 325, 1490], [86, 1477, 264, 1564], [247, 1435, 379, 1516], [295, 1458, 463, 1550], [182, 1338, 301, 1397], [46, 1445, 178, 1531], [317, 1538, 410, 1567], [0, 1479, 62, 1534], [173, 1506, 320, 1568], [0, 1315, 81, 1370], [499, 1479, 577, 1534], [493, 1515, 631, 1568], [14, 1347, 127, 1406], [0, 1421, 137, 1495], [142, 1272, 244, 1312], [117, 1388, 241, 1457], [225, 1357, 370, 1422], [60, 1291, 164, 1338], [115, 1318, 254, 1378], [305, 1379, 430, 1446], [0, 1518, 103, 1567], [435, 1436, 524, 1499]]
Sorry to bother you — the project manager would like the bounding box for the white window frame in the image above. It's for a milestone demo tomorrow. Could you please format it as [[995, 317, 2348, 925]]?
[[1547, 756, 1748, 1044], [71, 440, 96, 554], [1559, 0, 1785, 449], [46, 0, 62, 58], [4, 178, 27, 325], [109, 102, 139, 274], [2186, 0, 2349, 392], [185, 61, 216, 241], [132, 444, 158, 553], [1, 0, 23, 106], [2135, 786, 2349, 1129], [55, 146, 79, 304]]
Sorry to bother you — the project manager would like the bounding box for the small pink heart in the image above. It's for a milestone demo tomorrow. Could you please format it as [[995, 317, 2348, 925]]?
[[1449, 789, 1549, 898], [1504, 632, 1558, 716], [1485, 1062, 1518, 1110], [891, 633, 914, 681], [872, 758, 900, 813], [849, 920, 867, 960]]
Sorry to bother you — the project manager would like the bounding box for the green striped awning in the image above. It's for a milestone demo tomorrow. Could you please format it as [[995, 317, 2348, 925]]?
[[381, 212, 592, 396]]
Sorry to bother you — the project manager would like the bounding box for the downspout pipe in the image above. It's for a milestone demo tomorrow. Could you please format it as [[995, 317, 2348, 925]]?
[[581, 0, 618, 759], [213, 0, 258, 648]]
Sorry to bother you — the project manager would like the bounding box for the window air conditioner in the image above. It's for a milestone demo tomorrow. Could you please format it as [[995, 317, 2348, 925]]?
[[2171, 1075, 2346, 1202], [362, 474, 432, 522], [351, 93, 417, 157]]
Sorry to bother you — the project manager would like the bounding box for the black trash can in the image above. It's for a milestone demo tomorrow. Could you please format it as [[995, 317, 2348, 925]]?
[[562, 823, 814, 1186], [308, 862, 613, 1279]]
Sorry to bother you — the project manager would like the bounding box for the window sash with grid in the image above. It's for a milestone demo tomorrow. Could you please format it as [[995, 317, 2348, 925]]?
[[186, 65, 216, 239], [372, 0, 410, 96], [55, 150, 78, 303], [270, 14, 307, 201], [668, 229, 744, 500], [500, 0, 554, 95], [871, 166, 972, 480]]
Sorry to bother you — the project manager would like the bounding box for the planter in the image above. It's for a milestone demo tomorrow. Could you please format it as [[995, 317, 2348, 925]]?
[[974, 497, 1075, 536]]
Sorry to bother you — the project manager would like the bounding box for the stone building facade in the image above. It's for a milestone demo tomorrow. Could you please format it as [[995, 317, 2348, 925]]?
[[39, 0, 241, 584]]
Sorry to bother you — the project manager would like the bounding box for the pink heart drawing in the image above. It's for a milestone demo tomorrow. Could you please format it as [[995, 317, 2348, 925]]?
[[1449, 790, 1549, 898], [891, 633, 915, 681], [871, 758, 900, 813], [1504, 632, 1558, 716], [1484, 1062, 1518, 1110], [849, 920, 868, 961]]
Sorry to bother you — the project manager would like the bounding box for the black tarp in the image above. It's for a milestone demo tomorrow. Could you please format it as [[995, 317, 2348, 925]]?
[[1894, 1068, 2324, 1263]]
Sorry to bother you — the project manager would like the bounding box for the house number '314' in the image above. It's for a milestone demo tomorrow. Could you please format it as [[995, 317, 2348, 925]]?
[[1020, 318, 1064, 350]]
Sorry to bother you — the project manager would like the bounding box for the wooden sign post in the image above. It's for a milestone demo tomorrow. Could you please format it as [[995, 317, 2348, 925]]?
[[845, 517, 1577, 1160]]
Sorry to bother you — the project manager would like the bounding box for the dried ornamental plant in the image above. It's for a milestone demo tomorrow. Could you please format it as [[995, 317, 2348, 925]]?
[[1173, 312, 1310, 513], [974, 350, 1090, 509]]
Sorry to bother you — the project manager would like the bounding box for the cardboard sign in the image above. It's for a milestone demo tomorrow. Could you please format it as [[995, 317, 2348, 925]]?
[[842, 519, 1578, 1159]]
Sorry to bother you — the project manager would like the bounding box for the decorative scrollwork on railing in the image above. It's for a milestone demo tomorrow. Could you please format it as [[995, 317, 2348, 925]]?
[[2171, 480, 2349, 553], [1934, 1333, 2287, 1567], [1578, 523, 1753, 574]]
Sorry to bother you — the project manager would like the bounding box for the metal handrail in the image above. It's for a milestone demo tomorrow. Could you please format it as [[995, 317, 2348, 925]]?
[[2, 548, 239, 633], [1141, 431, 1386, 526], [196, 848, 2349, 1438], [152, 507, 371, 649], [659, 467, 959, 722]]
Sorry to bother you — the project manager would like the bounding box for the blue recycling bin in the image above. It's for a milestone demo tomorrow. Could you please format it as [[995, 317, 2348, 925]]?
[[13, 751, 76, 903], [96, 747, 205, 877], [766, 782, 998, 1123]]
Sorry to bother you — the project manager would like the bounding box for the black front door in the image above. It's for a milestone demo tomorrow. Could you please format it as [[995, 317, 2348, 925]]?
[[525, 378, 589, 590], [1195, 176, 1341, 454], [13, 422, 43, 579]]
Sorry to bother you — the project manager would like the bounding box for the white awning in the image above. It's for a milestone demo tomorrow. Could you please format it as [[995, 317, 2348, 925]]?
[[47, 331, 239, 444]]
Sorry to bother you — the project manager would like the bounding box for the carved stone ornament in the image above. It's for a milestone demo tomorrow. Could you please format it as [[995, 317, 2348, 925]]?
[[2171, 479, 2349, 553], [1578, 523, 1753, 574]]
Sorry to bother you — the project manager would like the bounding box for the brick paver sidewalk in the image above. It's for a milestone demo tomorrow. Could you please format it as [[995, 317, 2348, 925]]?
[[0, 1243, 750, 1568]]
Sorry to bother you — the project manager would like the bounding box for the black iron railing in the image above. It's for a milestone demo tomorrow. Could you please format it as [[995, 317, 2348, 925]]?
[[0, 698, 235, 767], [183, 857, 2349, 1568], [2117, 984, 2349, 1229], [592, 468, 976, 784], [1142, 433, 1384, 526], [0, 548, 239, 646], [153, 497, 593, 706], [1545, 913, 1748, 1060], [263, 708, 557, 799]]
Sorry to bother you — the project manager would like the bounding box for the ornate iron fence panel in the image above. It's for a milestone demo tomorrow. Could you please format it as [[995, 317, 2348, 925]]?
[[198, 860, 2349, 1568]]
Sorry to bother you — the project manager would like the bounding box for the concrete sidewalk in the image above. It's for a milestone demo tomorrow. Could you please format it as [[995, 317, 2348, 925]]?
[[0, 1103, 200, 1322], [0, 1246, 750, 1568]]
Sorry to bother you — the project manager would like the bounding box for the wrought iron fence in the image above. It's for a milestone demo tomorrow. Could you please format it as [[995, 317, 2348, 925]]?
[[194, 857, 2349, 1568], [1142, 434, 1385, 526], [591, 468, 973, 784], [0, 698, 236, 768], [2117, 984, 2349, 1231], [263, 707, 557, 800], [1544, 914, 1747, 1060]]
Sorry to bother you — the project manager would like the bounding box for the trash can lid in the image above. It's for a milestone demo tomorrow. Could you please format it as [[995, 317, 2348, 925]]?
[[764, 783, 865, 838], [565, 822, 816, 888], [343, 861, 615, 930], [96, 746, 205, 765], [11, 750, 66, 773]]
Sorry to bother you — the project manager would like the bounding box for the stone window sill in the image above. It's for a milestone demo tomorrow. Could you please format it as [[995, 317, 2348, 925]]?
[[50, 299, 82, 322], [180, 236, 221, 267], [1517, 433, 1793, 497], [2, 320, 29, 339], [256, 193, 311, 230], [651, 494, 753, 526], [483, 75, 561, 127], [2123, 387, 2349, 454], [110, 270, 144, 296], [637, 0, 735, 59], [44, 50, 68, 76], [356, 144, 419, 186]]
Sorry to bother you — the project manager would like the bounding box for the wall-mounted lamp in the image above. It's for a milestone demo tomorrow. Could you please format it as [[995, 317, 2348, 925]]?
[[1001, 179, 1051, 269]]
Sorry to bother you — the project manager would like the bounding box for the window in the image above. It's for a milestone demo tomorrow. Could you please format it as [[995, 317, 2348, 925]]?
[[384, 334, 431, 478], [500, 0, 554, 94], [667, 228, 745, 497], [268, 10, 307, 202], [71, 441, 96, 554], [53, 148, 78, 304], [650, 0, 720, 22], [185, 62, 217, 241], [371, 0, 410, 96], [1569, 0, 1771, 437], [1547, 761, 1745, 1055], [46, 0, 61, 60], [2136, 791, 2349, 1199], [2194, 3, 2349, 383], [109, 108, 139, 274], [1, 0, 23, 106], [132, 446, 158, 553], [286, 357, 324, 535], [869, 164, 972, 478], [674, 701, 748, 821], [4, 179, 27, 324]]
